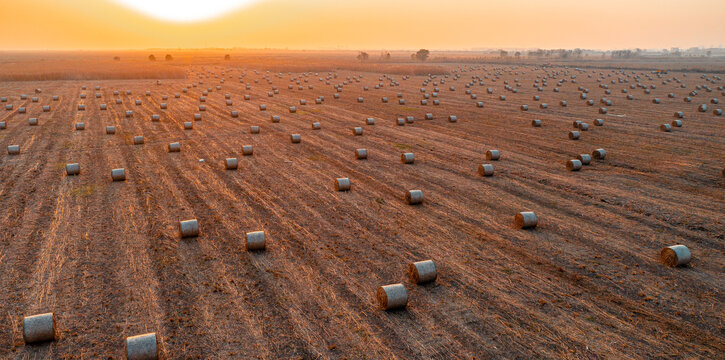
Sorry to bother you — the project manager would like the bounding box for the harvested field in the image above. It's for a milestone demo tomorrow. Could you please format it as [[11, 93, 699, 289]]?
[[0, 56, 723, 359]]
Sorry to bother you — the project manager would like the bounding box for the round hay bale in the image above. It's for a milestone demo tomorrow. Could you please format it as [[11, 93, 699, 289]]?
[[135, 100, 142, 106], [514, 211, 537, 229], [43, 105, 51, 112], [520, 105, 528, 111], [116, 99, 123, 104], [66, 163, 80, 176], [377, 284, 407, 310], [352, 127, 363, 136], [125, 110, 133, 118], [259, 105, 267, 111], [355, 149, 368, 159], [199, 105, 206, 111], [225, 158, 238, 170], [5, 104, 12, 111], [245, 231, 266, 251], [242, 145, 253, 156], [75, 122, 85, 130], [660, 245, 691, 267], [125, 332, 158, 360], [250, 126, 260, 134], [560, 100, 568, 107], [358, 97, 364, 103], [29, 118, 38, 126], [8, 145, 20, 155], [485, 150, 500, 160], [540, 103, 548, 109], [592, 148, 606, 159], [425, 113, 433, 120], [408, 260, 437, 284], [111, 168, 126, 181], [271, 115, 280, 123], [76, 104, 84, 111], [0, 121, 5, 129], [714, 109, 723, 116], [406, 190, 423, 205], [366, 118, 375, 125], [23, 313, 56, 344], [168, 142, 180, 152], [531, 119, 542, 127], [577, 154, 592, 165], [396, 118, 405, 126], [478, 164, 494, 177], [194, 114, 202, 121], [698, 104, 708, 112], [660, 124, 672, 132], [476, 102, 484, 108], [672, 119, 683, 127], [160, 103, 167, 109], [578, 123, 589, 131], [335, 178, 351, 191], [179, 219, 199, 238], [567, 159, 582, 171], [399, 99, 406, 105], [105, 126, 116, 135], [151, 115, 160, 122], [289, 106, 297, 113], [133, 136, 144, 145], [381, 97, 388, 103], [599, 107, 607, 114], [244, 95, 251, 100], [183, 122, 193, 130], [231, 111, 239, 118], [401, 153, 415, 164], [406, 116, 415, 124], [290, 134, 301, 143], [569, 131, 580, 140], [448, 115, 457, 123], [594, 119, 604, 126], [311, 122, 321, 130]]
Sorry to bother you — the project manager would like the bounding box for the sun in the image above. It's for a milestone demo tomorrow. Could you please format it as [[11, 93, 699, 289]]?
[[110, 0, 259, 22]]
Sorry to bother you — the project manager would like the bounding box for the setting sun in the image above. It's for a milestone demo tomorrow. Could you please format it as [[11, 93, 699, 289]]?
[[110, 0, 260, 22]]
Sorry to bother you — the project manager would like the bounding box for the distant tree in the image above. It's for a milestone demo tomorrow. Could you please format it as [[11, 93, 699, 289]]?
[[514, 51, 521, 59], [413, 49, 430, 62], [707, 50, 712, 57], [385, 52, 391, 60], [573, 48, 583, 58], [224, 54, 231, 60], [499, 49, 508, 58], [113, 56, 120, 61], [165, 54, 173, 61], [356, 51, 369, 62], [148, 54, 156, 61]]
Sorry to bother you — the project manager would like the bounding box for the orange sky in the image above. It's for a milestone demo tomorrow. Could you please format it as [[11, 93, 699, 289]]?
[[1, 0, 724, 51]]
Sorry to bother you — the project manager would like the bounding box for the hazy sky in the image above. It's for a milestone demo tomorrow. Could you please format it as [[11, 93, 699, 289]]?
[[1, 0, 724, 50]]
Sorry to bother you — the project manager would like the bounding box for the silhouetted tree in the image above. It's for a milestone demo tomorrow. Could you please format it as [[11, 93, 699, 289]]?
[[113, 56, 120, 61], [165, 54, 173, 61], [499, 50, 508, 58], [224, 54, 231, 60], [356, 51, 369, 62], [413, 49, 430, 62], [148, 54, 156, 61]]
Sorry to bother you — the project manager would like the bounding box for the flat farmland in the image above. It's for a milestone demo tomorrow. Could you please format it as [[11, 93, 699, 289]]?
[[0, 59, 723, 359]]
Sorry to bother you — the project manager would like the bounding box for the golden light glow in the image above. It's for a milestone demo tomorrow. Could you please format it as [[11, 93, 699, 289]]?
[[110, 0, 260, 22], [0, 0, 723, 50]]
